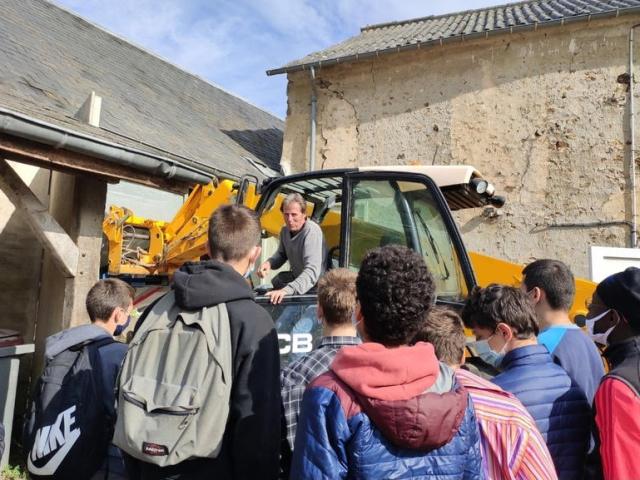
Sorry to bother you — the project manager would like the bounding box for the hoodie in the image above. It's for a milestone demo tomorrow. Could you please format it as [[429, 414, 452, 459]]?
[[126, 260, 282, 480], [290, 342, 483, 480], [45, 323, 127, 416]]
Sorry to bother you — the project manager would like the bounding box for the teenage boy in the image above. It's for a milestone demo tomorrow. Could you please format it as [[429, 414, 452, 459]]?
[[587, 267, 640, 479], [124, 205, 281, 480], [35, 278, 134, 479], [291, 245, 482, 479], [462, 284, 591, 480], [522, 259, 604, 403], [414, 307, 557, 480], [281, 268, 360, 451]]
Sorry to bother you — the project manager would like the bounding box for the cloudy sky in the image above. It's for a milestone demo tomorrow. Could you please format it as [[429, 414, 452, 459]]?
[[54, 0, 498, 119]]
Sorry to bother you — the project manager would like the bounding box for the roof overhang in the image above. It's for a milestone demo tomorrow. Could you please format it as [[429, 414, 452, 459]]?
[[0, 107, 221, 192], [267, 6, 640, 76]]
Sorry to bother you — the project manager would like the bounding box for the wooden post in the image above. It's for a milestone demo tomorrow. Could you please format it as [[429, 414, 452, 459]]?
[[31, 170, 107, 377]]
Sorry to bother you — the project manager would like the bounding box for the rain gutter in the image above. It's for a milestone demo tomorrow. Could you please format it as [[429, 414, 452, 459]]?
[[0, 107, 236, 184]]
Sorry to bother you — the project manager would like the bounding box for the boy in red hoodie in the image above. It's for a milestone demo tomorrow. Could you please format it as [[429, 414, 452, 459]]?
[[290, 245, 482, 479]]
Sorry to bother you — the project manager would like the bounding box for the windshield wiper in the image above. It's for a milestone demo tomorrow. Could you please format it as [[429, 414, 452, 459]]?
[[414, 209, 450, 280]]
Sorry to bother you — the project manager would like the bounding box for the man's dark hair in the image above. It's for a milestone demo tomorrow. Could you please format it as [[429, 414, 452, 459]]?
[[522, 259, 575, 311], [317, 269, 357, 326], [413, 307, 466, 366], [86, 278, 135, 322], [461, 284, 539, 339], [356, 245, 435, 346], [208, 205, 261, 261]]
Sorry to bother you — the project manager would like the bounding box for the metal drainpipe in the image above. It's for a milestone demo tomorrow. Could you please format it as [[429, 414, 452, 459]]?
[[309, 67, 317, 172], [629, 25, 640, 248]]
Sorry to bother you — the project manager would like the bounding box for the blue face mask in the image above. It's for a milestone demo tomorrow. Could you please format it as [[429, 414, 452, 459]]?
[[471, 339, 504, 369], [114, 315, 131, 337]]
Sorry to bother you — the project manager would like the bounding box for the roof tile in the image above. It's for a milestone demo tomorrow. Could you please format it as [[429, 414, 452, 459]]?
[[269, 0, 640, 75], [2, 0, 284, 178]]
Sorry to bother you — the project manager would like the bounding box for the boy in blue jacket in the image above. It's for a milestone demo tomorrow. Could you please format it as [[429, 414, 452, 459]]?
[[462, 284, 590, 480], [291, 245, 483, 480], [521, 259, 604, 404]]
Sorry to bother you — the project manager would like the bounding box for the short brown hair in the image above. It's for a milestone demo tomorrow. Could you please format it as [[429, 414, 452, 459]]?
[[280, 193, 307, 213], [461, 284, 539, 339], [86, 278, 134, 322], [522, 259, 575, 311], [412, 307, 466, 366], [208, 205, 261, 261], [317, 269, 357, 325]]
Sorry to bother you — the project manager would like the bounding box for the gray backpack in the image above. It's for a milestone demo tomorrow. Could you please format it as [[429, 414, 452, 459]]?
[[113, 291, 232, 466]]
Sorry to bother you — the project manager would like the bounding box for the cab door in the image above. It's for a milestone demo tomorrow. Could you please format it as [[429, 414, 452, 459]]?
[[341, 171, 476, 303]]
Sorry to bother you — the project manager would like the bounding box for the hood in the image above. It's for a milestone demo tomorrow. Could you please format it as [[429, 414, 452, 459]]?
[[45, 324, 111, 360], [331, 342, 468, 451], [605, 336, 640, 369], [172, 260, 254, 310]]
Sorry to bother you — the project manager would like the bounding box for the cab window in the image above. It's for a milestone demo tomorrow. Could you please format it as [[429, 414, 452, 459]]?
[[348, 178, 466, 301]]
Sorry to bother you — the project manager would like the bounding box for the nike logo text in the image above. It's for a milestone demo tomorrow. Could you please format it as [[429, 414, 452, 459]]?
[[28, 405, 81, 475]]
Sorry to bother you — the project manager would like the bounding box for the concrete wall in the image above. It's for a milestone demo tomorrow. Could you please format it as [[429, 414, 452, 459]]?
[[282, 16, 640, 278]]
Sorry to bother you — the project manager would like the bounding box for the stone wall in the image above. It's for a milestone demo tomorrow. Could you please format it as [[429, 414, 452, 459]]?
[[281, 16, 640, 278]]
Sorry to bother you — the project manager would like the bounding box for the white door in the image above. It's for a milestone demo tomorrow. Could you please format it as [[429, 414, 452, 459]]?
[[589, 246, 640, 282]]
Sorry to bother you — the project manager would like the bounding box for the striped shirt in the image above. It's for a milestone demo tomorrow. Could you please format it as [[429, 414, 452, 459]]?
[[456, 368, 558, 480]]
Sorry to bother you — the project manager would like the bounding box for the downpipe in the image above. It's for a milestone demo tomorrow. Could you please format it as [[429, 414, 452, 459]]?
[[629, 25, 640, 247], [309, 67, 317, 172]]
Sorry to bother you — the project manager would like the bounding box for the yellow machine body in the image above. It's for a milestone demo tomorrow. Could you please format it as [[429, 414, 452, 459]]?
[[103, 174, 596, 320]]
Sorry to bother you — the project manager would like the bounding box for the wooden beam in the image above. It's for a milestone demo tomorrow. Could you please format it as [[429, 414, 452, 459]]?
[[0, 160, 78, 277], [0, 134, 193, 194]]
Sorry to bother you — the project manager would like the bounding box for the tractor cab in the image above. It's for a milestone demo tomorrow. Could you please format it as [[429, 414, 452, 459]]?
[[248, 166, 504, 364]]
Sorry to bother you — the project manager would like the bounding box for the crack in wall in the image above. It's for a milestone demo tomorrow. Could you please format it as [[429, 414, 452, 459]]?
[[519, 135, 535, 204], [317, 81, 361, 167], [319, 123, 329, 170]]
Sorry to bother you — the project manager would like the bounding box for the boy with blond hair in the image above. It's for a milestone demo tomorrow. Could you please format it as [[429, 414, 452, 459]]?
[[281, 268, 360, 450]]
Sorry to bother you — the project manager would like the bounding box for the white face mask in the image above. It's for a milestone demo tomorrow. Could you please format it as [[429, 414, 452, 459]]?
[[585, 309, 615, 345]]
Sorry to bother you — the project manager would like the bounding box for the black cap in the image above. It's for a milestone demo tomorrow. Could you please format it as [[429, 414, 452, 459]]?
[[596, 267, 640, 326]]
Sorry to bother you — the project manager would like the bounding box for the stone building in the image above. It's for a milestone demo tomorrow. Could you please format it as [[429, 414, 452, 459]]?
[[0, 0, 282, 452], [268, 0, 640, 277]]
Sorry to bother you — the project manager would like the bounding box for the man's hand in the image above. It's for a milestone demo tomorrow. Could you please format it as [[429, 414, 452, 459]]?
[[266, 289, 287, 304], [257, 261, 271, 279]]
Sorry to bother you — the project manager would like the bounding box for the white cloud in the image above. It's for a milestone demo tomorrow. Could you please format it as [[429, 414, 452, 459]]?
[[53, 0, 499, 118]]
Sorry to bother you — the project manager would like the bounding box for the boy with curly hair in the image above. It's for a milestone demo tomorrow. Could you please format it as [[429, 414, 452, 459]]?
[[291, 245, 482, 479]]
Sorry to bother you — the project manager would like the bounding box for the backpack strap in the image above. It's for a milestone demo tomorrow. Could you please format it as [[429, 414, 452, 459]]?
[[68, 336, 116, 352], [603, 373, 640, 397]]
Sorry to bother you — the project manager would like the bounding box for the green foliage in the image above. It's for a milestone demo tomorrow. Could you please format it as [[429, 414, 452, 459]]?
[[0, 465, 27, 480]]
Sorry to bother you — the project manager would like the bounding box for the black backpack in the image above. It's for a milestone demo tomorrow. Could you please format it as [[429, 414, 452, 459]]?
[[25, 337, 115, 479]]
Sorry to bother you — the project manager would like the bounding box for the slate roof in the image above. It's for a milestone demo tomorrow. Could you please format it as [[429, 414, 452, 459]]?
[[1, 0, 283, 179], [268, 0, 640, 75]]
